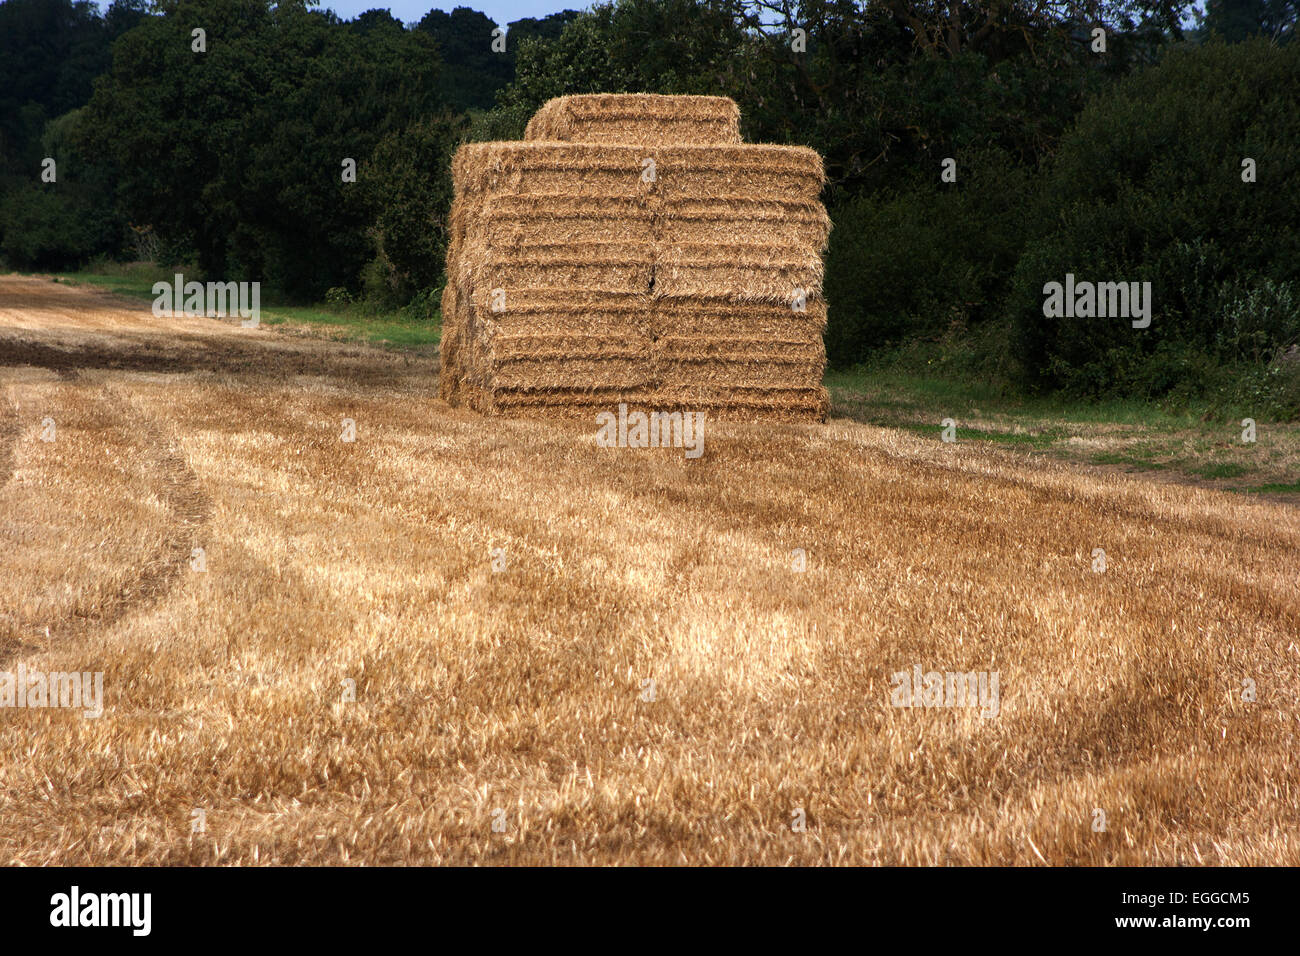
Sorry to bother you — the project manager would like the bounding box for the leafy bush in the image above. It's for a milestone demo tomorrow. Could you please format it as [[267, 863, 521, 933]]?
[[84, 0, 444, 299], [1007, 38, 1300, 399], [1216, 278, 1300, 365], [361, 113, 466, 305], [824, 148, 1032, 366], [0, 182, 96, 269], [399, 286, 442, 322]]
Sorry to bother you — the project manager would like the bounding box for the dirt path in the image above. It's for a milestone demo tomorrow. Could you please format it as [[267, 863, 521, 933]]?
[[0, 273, 1297, 866]]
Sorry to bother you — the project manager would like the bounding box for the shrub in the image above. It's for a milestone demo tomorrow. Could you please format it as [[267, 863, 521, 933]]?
[[825, 148, 1032, 366], [362, 113, 467, 305], [1007, 38, 1300, 398], [0, 182, 95, 269]]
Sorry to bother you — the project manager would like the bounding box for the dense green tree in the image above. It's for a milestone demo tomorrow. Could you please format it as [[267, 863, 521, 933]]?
[[0, 0, 146, 175], [362, 112, 469, 302], [487, 0, 753, 138], [417, 7, 581, 112], [0, 0, 146, 266], [1203, 0, 1297, 41], [1007, 38, 1300, 398], [824, 146, 1033, 363], [84, 0, 443, 296], [487, 1, 1129, 189], [0, 107, 128, 269], [348, 6, 405, 34]]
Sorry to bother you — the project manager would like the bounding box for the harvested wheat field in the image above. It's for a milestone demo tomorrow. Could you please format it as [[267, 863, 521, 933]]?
[[1, 273, 1299, 866]]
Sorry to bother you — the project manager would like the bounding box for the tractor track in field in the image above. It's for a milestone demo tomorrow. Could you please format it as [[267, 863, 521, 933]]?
[[0, 372, 213, 666], [85, 383, 214, 637], [0, 274, 405, 663], [0, 390, 17, 492]]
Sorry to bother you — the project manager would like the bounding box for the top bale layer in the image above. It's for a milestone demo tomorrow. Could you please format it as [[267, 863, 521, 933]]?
[[451, 142, 826, 204], [525, 94, 741, 146]]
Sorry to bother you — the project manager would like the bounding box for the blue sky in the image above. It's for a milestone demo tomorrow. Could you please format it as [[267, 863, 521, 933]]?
[[319, 1, 586, 26]]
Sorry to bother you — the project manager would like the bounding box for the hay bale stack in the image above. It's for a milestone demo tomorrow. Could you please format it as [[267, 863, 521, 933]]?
[[440, 94, 831, 422]]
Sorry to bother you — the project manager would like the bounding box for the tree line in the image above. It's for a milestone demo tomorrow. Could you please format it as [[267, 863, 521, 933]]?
[[0, 0, 1296, 411]]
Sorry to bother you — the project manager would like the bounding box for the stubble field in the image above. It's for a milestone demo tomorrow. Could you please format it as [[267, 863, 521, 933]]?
[[1, 273, 1297, 865]]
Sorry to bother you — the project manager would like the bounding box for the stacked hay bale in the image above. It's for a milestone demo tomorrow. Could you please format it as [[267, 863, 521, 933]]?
[[524, 93, 742, 146], [440, 93, 831, 421]]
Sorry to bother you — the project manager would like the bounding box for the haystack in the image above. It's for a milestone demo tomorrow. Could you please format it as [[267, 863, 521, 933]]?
[[440, 94, 831, 422]]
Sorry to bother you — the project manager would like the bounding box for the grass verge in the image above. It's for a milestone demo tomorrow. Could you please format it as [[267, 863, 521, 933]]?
[[828, 365, 1300, 500], [45, 263, 440, 350]]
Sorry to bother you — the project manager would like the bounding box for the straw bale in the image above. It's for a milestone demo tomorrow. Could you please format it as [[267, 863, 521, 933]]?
[[477, 196, 657, 247], [452, 143, 824, 204], [526, 94, 741, 146], [648, 298, 828, 335], [653, 335, 826, 363], [463, 241, 655, 295], [493, 332, 651, 359], [493, 386, 829, 422], [663, 199, 831, 248], [652, 243, 825, 301], [493, 358, 653, 390], [653, 361, 826, 389]]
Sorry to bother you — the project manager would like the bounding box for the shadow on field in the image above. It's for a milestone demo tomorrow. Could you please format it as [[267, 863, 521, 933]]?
[[0, 330, 438, 387]]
